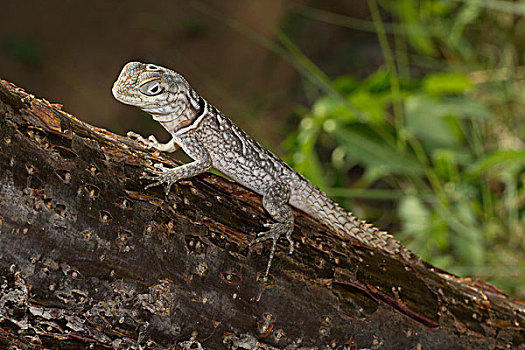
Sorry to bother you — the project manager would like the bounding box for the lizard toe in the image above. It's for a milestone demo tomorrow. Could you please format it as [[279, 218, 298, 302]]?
[[127, 131, 141, 138], [144, 180, 163, 190], [140, 173, 161, 180]]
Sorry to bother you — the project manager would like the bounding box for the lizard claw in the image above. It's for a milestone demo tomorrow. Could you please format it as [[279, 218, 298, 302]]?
[[141, 164, 180, 195], [127, 131, 149, 145], [248, 222, 295, 276], [127, 131, 162, 149], [144, 180, 174, 196], [127, 131, 142, 139]]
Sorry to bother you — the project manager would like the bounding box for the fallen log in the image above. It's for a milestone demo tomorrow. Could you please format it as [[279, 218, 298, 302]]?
[[0, 79, 523, 349]]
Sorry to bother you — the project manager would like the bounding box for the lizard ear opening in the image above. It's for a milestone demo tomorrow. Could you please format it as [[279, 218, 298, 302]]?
[[139, 80, 163, 96]]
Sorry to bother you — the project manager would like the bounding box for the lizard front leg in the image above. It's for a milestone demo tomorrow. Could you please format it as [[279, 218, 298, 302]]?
[[141, 134, 211, 195], [127, 131, 179, 152], [249, 182, 295, 277]]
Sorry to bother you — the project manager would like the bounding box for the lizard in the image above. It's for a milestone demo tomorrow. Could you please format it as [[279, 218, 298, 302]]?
[[112, 61, 411, 276]]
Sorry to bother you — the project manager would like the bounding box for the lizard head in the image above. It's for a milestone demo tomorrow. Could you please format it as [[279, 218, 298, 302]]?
[[112, 61, 196, 116]]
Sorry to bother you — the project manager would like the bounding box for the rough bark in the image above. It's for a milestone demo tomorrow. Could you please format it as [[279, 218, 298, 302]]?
[[0, 79, 523, 350]]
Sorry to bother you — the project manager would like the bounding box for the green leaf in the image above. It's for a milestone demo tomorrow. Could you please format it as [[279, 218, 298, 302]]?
[[396, 0, 438, 56], [398, 195, 438, 258], [449, 1, 482, 49], [399, 195, 431, 236], [405, 95, 460, 148], [450, 202, 485, 266], [287, 117, 328, 189], [364, 70, 391, 93], [432, 148, 460, 182], [333, 75, 360, 94], [423, 72, 473, 95], [291, 149, 327, 189], [312, 95, 355, 122], [467, 150, 525, 177], [405, 95, 489, 149], [348, 90, 388, 123], [328, 123, 423, 179]]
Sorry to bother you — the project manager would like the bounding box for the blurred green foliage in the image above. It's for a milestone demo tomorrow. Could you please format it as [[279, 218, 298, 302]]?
[[284, 1, 525, 297], [2, 37, 42, 66]]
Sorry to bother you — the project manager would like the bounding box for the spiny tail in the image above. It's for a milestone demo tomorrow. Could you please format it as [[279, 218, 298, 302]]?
[[299, 187, 412, 260]]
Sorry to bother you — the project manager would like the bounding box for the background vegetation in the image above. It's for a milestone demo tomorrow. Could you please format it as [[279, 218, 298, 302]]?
[[1, 1, 524, 297], [282, 0, 525, 297]]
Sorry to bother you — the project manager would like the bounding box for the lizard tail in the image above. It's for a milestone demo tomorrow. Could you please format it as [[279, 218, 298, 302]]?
[[297, 187, 412, 260]]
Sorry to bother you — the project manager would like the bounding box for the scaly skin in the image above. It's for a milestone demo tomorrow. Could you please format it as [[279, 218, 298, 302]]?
[[112, 62, 411, 276]]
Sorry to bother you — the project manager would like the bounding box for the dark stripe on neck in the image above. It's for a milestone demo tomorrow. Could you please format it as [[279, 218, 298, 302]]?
[[174, 97, 208, 135], [195, 96, 205, 119]]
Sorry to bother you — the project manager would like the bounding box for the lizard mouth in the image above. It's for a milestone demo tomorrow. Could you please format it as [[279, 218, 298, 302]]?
[[112, 78, 140, 106], [111, 62, 145, 105], [111, 81, 124, 102], [112, 72, 130, 104]]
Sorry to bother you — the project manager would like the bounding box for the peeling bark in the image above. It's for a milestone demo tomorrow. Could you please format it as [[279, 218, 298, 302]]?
[[0, 79, 523, 349]]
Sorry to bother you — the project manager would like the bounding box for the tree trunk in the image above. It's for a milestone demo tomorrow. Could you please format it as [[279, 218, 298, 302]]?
[[0, 79, 523, 350]]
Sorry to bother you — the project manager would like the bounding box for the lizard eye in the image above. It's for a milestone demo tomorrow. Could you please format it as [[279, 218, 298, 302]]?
[[139, 80, 163, 96], [147, 64, 159, 70]]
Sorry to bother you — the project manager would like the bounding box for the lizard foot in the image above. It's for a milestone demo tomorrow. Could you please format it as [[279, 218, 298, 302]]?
[[248, 222, 295, 277], [127, 131, 163, 149], [141, 164, 182, 196]]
